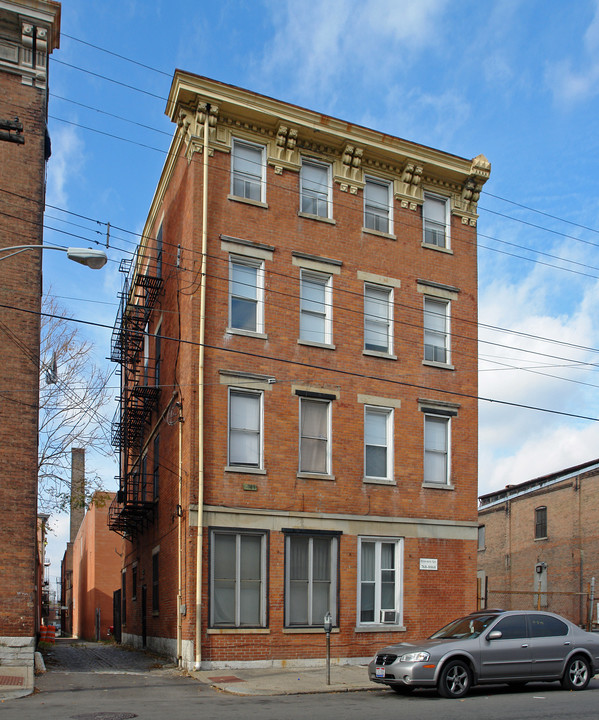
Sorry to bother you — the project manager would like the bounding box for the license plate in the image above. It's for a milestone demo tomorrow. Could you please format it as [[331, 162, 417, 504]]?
[[376, 666, 386, 678]]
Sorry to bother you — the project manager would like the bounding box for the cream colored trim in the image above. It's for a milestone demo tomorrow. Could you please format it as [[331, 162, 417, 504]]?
[[220, 370, 275, 391], [291, 383, 340, 399], [292, 254, 342, 275], [221, 237, 274, 261], [417, 281, 459, 301], [357, 394, 401, 409], [207, 628, 270, 635], [357, 271, 401, 289], [191, 505, 477, 541]]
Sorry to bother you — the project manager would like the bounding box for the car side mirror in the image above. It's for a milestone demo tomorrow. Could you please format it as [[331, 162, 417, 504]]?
[[487, 630, 502, 641]]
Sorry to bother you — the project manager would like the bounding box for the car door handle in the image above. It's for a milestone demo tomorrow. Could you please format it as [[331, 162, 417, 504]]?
[[564, 641, 571, 646], [521, 644, 529, 648]]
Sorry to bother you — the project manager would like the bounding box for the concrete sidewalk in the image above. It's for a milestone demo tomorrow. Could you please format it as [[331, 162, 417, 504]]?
[[189, 663, 376, 695]]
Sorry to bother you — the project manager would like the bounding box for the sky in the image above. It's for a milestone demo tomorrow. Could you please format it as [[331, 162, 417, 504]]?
[[37, 0, 599, 589]]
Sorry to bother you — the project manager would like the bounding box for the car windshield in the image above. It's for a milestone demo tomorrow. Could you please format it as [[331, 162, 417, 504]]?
[[429, 614, 499, 640]]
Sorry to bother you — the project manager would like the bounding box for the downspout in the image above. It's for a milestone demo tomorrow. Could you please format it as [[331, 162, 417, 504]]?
[[194, 104, 210, 670], [177, 402, 183, 665]]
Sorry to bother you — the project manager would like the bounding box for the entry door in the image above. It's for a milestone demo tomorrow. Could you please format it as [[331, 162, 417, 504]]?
[[141, 585, 147, 648], [479, 614, 531, 680]]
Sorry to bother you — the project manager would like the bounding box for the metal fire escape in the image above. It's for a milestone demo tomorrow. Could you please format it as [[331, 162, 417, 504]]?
[[108, 258, 163, 537]]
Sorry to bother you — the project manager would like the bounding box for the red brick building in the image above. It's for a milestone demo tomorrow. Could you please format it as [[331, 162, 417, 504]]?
[[478, 459, 599, 627], [0, 0, 60, 687], [109, 73, 490, 669], [72, 491, 122, 641]]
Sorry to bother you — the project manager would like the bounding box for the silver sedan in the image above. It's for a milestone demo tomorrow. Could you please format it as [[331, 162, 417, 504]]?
[[368, 609, 599, 698]]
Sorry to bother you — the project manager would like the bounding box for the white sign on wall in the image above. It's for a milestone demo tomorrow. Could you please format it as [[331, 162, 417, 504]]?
[[419, 558, 438, 571]]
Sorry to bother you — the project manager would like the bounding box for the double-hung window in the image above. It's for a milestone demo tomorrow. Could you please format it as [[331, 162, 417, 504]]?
[[152, 549, 159, 613], [300, 270, 332, 345], [228, 388, 262, 468], [424, 297, 450, 364], [229, 256, 264, 333], [423, 193, 449, 248], [285, 532, 338, 627], [155, 223, 163, 277], [300, 159, 331, 218], [364, 284, 393, 353], [364, 176, 392, 233], [210, 529, 267, 627], [152, 434, 159, 500], [424, 414, 450, 484], [358, 537, 402, 625], [299, 397, 331, 475], [535, 506, 547, 539], [364, 406, 393, 481], [231, 138, 265, 202]]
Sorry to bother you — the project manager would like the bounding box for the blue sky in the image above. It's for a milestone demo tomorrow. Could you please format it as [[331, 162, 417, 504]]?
[[41, 0, 599, 578]]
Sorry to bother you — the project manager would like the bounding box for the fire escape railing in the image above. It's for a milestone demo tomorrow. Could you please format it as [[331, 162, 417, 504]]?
[[108, 258, 163, 537]]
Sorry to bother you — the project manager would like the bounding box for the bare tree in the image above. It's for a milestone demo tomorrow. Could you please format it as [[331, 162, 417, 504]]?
[[38, 294, 114, 511]]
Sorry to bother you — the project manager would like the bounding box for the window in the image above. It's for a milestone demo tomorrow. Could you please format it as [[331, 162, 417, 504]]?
[[364, 284, 393, 353], [153, 434, 160, 500], [299, 397, 331, 474], [152, 550, 159, 613], [210, 530, 267, 627], [358, 538, 402, 625], [423, 193, 449, 248], [424, 414, 450, 484], [155, 223, 163, 277], [424, 297, 450, 364], [121, 570, 126, 625], [364, 176, 392, 233], [231, 138, 265, 201], [140, 454, 148, 501], [228, 388, 262, 468], [478, 525, 485, 550], [300, 270, 332, 344], [132, 564, 137, 601], [529, 614, 567, 637], [364, 406, 393, 480], [535, 506, 547, 539], [300, 159, 331, 218], [154, 325, 161, 388], [492, 614, 527, 640], [229, 256, 264, 333], [285, 532, 338, 627]]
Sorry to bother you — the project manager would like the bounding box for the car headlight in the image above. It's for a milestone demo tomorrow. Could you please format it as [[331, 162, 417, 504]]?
[[399, 651, 430, 663]]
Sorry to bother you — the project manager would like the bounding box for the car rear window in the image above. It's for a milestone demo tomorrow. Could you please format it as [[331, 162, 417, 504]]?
[[529, 614, 568, 637]]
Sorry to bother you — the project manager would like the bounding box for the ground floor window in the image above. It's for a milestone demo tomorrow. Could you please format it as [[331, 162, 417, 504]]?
[[285, 531, 338, 627], [358, 537, 402, 626], [210, 529, 267, 627]]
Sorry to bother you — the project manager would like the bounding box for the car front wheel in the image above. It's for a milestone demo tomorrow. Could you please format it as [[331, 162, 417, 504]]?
[[561, 656, 591, 691], [437, 659, 473, 699]]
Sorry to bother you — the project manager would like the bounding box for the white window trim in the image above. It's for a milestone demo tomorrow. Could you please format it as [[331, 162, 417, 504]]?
[[227, 387, 264, 470], [210, 529, 267, 628], [363, 405, 394, 482], [228, 254, 265, 335], [364, 282, 394, 355], [299, 396, 332, 476], [299, 269, 333, 346], [423, 192, 451, 250], [285, 533, 338, 627], [357, 536, 403, 629], [363, 175, 393, 235], [423, 412, 452, 486], [300, 158, 332, 219], [231, 137, 266, 203], [423, 296, 451, 367]]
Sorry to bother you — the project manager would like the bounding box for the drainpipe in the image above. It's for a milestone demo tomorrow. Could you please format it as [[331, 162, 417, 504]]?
[[177, 402, 183, 665], [194, 104, 210, 670]]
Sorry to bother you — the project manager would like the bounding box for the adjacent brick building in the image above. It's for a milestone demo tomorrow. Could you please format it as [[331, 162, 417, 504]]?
[[109, 73, 491, 669], [0, 0, 60, 686], [478, 459, 599, 627], [72, 491, 122, 641]]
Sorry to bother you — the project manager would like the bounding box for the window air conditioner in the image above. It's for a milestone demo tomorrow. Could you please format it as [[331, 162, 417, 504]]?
[[380, 610, 398, 624]]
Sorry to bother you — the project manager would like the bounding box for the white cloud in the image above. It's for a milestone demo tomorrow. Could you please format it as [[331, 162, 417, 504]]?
[[546, 0, 599, 104], [46, 125, 86, 210]]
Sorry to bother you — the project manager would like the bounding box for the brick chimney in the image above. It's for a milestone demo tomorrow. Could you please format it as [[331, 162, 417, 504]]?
[[70, 448, 85, 542]]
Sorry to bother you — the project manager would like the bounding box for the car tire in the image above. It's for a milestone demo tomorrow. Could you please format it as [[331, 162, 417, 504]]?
[[391, 685, 414, 695], [561, 655, 591, 691], [437, 659, 473, 699]]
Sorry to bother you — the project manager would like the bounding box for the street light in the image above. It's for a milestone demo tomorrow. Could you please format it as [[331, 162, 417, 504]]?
[[0, 244, 108, 269]]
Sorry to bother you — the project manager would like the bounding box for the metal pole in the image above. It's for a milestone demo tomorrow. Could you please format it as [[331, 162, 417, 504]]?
[[326, 631, 330, 685]]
